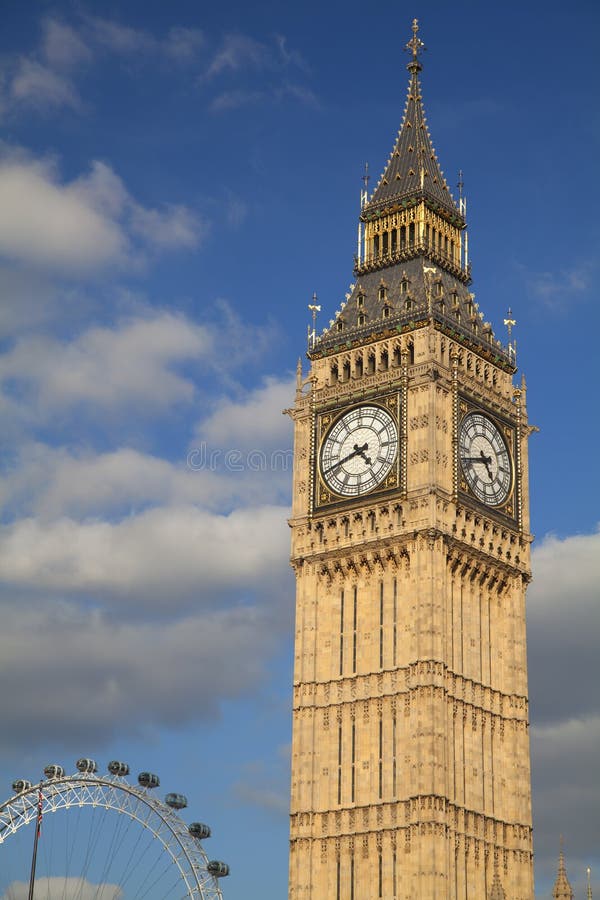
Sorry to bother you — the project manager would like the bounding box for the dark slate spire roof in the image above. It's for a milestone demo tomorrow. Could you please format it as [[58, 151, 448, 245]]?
[[364, 20, 461, 221]]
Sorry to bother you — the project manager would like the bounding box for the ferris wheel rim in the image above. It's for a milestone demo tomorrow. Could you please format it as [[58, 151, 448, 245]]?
[[0, 772, 224, 900]]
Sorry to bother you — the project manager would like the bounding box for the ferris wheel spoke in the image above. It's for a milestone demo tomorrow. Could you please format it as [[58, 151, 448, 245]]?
[[0, 764, 229, 900]]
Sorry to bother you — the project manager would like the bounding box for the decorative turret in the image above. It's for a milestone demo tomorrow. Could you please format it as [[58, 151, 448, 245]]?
[[356, 18, 467, 281], [310, 20, 514, 374], [553, 839, 574, 900]]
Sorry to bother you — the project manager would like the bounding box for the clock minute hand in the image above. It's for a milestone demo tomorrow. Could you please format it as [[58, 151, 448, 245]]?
[[462, 452, 494, 481], [323, 442, 369, 476]]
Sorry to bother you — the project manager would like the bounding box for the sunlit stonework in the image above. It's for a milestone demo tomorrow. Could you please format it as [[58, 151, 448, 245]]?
[[288, 20, 534, 899]]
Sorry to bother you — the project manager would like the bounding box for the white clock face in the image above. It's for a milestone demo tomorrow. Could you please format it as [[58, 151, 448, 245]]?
[[320, 405, 398, 497], [459, 412, 513, 507]]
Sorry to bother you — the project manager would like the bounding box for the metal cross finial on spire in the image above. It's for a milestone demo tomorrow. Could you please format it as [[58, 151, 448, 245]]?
[[405, 18, 426, 70], [307, 293, 321, 350], [504, 308, 516, 337], [504, 308, 517, 364]]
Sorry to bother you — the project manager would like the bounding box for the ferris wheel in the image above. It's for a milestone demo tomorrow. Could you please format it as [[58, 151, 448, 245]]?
[[0, 758, 230, 899]]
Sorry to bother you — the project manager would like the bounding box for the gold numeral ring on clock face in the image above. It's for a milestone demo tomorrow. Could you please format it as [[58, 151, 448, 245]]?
[[319, 404, 398, 498]]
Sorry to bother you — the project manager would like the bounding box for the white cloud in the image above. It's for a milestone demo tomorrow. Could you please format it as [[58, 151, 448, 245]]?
[[521, 260, 594, 306], [130, 202, 204, 249], [164, 26, 205, 62], [0, 445, 291, 520], [210, 82, 319, 113], [83, 16, 204, 64], [0, 504, 289, 607], [205, 34, 268, 79], [0, 153, 205, 274], [0, 312, 208, 415], [196, 376, 294, 449], [0, 155, 125, 271], [3, 879, 121, 900], [10, 58, 82, 111], [84, 16, 157, 55], [42, 19, 93, 69]]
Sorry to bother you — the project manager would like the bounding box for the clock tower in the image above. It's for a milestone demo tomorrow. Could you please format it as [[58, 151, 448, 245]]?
[[288, 21, 534, 900]]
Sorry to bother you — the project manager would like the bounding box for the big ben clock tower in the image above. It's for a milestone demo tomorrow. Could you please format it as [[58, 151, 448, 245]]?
[[288, 20, 534, 900]]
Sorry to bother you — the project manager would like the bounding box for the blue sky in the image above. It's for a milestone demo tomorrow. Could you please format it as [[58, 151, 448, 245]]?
[[0, 1, 598, 897]]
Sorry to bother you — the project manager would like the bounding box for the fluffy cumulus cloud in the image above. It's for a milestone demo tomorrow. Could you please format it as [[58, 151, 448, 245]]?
[[0, 296, 294, 756], [0, 312, 208, 418], [196, 375, 295, 449], [0, 504, 289, 606], [0, 445, 290, 521], [0, 154, 204, 274], [5, 15, 205, 118], [42, 18, 93, 69], [10, 58, 83, 111]]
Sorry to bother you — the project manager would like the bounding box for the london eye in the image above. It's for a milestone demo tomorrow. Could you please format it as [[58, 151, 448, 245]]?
[[0, 758, 230, 899]]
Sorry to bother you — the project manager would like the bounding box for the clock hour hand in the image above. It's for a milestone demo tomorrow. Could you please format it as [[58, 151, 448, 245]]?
[[356, 448, 372, 466], [323, 442, 369, 476], [462, 451, 494, 481]]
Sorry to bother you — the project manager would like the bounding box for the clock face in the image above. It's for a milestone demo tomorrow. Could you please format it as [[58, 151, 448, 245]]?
[[319, 404, 398, 497], [459, 411, 513, 507]]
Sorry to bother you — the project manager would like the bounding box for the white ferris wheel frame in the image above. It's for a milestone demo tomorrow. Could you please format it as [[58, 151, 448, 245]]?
[[0, 772, 224, 900]]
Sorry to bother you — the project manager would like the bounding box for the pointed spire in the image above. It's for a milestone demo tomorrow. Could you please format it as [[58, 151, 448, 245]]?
[[553, 838, 574, 900], [365, 19, 460, 219]]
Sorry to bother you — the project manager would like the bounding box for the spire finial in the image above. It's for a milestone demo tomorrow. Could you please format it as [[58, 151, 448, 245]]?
[[405, 19, 426, 71], [307, 293, 321, 351]]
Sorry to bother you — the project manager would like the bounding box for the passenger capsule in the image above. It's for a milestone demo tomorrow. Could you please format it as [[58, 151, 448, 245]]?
[[12, 780, 32, 794], [43, 765, 64, 779], [207, 861, 230, 878], [76, 758, 97, 774], [165, 793, 187, 810], [107, 760, 129, 777], [188, 822, 211, 840], [138, 772, 160, 789]]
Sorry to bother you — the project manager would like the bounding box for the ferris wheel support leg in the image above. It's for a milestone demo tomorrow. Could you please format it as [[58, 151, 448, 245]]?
[[27, 790, 43, 900]]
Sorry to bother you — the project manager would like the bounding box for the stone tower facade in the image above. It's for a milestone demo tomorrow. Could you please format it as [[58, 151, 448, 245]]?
[[288, 21, 534, 899]]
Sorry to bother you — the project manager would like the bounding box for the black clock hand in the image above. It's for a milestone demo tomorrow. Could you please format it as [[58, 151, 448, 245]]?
[[323, 443, 369, 476], [356, 449, 372, 466], [462, 452, 494, 481], [479, 449, 494, 480]]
